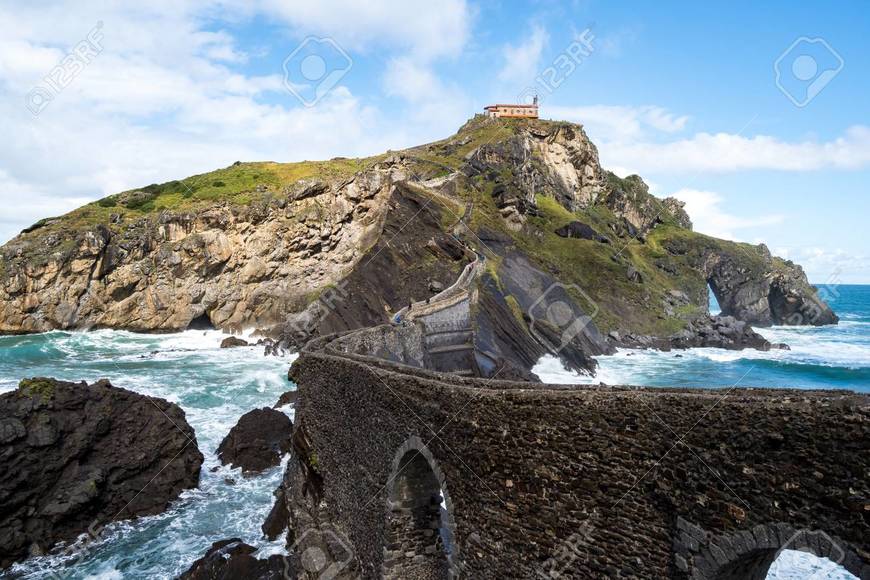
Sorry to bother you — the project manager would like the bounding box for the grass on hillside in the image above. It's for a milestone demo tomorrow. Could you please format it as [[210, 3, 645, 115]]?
[[12, 158, 382, 246]]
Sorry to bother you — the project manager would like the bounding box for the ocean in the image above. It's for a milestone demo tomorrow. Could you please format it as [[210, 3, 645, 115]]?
[[535, 284, 870, 393], [0, 330, 296, 579], [1, 285, 867, 578]]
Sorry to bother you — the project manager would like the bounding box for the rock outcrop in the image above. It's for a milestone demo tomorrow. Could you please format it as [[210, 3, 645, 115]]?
[[0, 158, 407, 334], [604, 172, 692, 234], [620, 315, 778, 352], [464, 121, 605, 226], [179, 538, 289, 580], [554, 220, 610, 243], [0, 378, 202, 569], [700, 243, 838, 327], [217, 408, 292, 472]]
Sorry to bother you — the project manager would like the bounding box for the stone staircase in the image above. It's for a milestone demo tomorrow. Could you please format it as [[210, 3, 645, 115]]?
[[422, 323, 476, 376]]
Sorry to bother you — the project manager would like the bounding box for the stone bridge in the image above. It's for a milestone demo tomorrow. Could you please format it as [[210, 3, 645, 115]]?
[[284, 332, 870, 579]]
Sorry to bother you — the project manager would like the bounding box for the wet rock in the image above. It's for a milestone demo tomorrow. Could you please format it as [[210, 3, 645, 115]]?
[[273, 390, 298, 409], [217, 408, 292, 473], [673, 315, 773, 351], [0, 378, 202, 569], [220, 336, 249, 348], [179, 538, 289, 580], [262, 484, 290, 540]]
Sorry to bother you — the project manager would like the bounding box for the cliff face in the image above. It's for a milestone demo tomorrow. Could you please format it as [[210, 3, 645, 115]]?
[[0, 115, 837, 370], [0, 159, 405, 333]]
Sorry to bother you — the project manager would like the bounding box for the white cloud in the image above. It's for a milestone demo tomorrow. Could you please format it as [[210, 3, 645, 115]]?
[[548, 104, 689, 142], [551, 103, 870, 175], [384, 58, 444, 102], [255, 0, 472, 59], [603, 126, 870, 174], [779, 247, 870, 285], [670, 189, 785, 241], [0, 1, 474, 244], [498, 25, 548, 85]]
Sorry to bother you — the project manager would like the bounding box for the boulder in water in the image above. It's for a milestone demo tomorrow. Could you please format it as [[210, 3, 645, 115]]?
[[220, 336, 249, 348], [179, 538, 289, 579], [0, 378, 203, 569], [217, 408, 292, 472]]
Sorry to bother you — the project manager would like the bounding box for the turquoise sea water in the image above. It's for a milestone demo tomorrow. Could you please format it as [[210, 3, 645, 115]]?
[[0, 287, 867, 578], [0, 330, 296, 579], [535, 284, 870, 393]]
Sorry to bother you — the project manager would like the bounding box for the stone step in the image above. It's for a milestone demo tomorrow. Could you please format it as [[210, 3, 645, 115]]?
[[423, 328, 473, 338], [427, 343, 474, 355]]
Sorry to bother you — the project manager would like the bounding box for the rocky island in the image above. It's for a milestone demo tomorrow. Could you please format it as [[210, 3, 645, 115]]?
[[0, 116, 836, 377], [1, 116, 862, 580]]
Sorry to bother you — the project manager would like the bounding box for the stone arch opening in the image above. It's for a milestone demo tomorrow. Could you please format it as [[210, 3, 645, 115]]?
[[706, 278, 724, 315], [382, 437, 458, 579], [687, 524, 866, 580]]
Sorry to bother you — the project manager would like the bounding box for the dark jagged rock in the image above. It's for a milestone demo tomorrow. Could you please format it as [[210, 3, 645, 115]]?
[[256, 337, 284, 357], [217, 408, 292, 472], [670, 315, 774, 351], [554, 221, 610, 244], [704, 244, 838, 327], [478, 253, 614, 376], [621, 315, 776, 352], [0, 378, 203, 569], [262, 484, 290, 540], [220, 336, 249, 348], [179, 538, 289, 580], [273, 390, 298, 409]]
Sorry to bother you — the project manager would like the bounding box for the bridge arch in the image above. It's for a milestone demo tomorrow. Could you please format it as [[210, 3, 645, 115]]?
[[680, 521, 866, 580], [382, 436, 459, 579]]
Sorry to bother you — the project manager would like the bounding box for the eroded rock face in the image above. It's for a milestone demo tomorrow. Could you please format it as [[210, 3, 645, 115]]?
[[217, 408, 292, 473], [179, 538, 289, 580], [464, 121, 605, 226], [0, 159, 405, 334], [604, 173, 693, 233], [0, 378, 203, 569], [703, 244, 838, 327]]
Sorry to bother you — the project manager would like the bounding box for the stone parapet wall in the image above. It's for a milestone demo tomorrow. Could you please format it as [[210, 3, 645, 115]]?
[[285, 342, 870, 579]]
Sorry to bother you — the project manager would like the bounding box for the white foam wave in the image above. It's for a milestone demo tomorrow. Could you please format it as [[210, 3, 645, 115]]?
[[767, 550, 857, 579]]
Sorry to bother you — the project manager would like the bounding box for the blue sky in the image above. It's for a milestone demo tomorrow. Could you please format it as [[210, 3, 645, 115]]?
[[0, 0, 868, 282]]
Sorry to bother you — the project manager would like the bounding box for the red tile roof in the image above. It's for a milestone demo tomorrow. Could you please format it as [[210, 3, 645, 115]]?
[[484, 104, 538, 109]]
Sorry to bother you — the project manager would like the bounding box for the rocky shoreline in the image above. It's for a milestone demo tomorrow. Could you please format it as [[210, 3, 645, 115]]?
[[0, 115, 846, 577], [0, 378, 203, 569]]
